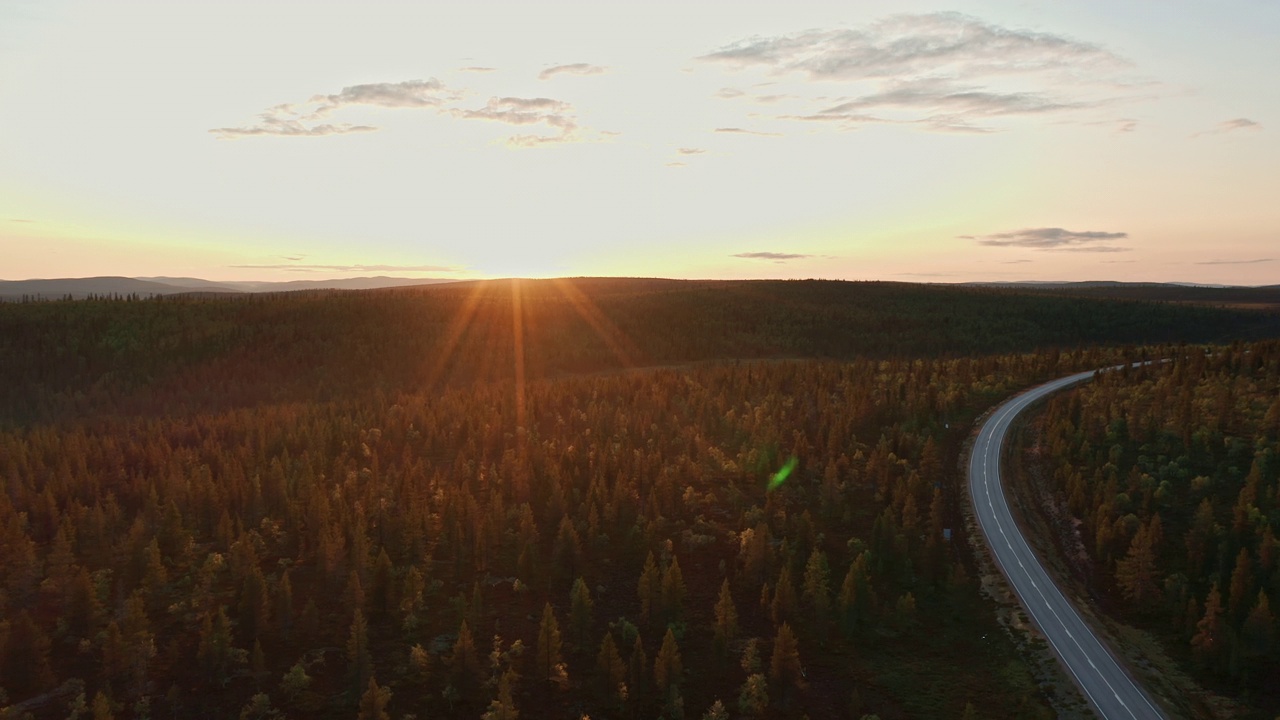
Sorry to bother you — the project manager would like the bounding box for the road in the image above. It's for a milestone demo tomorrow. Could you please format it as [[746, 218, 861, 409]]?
[[968, 367, 1165, 720]]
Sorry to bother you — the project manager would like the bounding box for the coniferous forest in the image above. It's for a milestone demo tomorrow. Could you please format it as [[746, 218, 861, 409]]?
[[2, 279, 1279, 719], [1029, 343, 1280, 713]]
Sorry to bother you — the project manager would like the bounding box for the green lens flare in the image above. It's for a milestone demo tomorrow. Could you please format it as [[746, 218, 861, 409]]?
[[768, 456, 798, 491]]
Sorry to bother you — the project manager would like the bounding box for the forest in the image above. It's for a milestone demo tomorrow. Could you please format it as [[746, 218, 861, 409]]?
[[1028, 342, 1280, 716], [1, 278, 1279, 719]]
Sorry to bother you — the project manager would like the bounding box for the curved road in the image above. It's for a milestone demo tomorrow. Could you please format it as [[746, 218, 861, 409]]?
[[969, 367, 1165, 720]]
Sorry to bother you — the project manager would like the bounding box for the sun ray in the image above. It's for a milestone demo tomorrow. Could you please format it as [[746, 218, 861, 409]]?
[[511, 279, 527, 432], [422, 281, 488, 391], [550, 278, 643, 368]]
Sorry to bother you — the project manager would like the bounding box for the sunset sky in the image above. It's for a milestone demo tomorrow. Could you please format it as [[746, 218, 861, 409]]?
[[1, 0, 1276, 284]]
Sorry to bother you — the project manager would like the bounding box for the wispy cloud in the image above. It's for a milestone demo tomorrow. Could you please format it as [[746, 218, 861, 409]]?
[[212, 78, 604, 147], [452, 96, 586, 146], [538, 63, 607, 80], [209, 117, 377, 138], [714, 87, 746, 99], [676, 147, 706, 155], [308, 79, 460, 115], [714, 127, 782, 137], [1195, 258, 1272, 265], [211, 79, 459, 138], [700, 13, 1142, 133], [9, 218, 34, 223], [665, 162, 687, 168], [962, 227, 1129, 251], [230, 263, 455, 272], [1194, 117, 1262, 136], [732, 251, 813, 261], [459, 66, 496, 73]]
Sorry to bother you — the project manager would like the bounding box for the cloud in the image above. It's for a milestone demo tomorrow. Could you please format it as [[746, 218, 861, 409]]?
[[714, 87, 746, 99], [665, 162, 687, 168], [230, 263, 455, 272], [1195, 117, 1262, 136], [538, 63, 607, 80], [9, 218, 34, 223], [211, 79, 459, 138], [701, 13, 1123, 80], [1220, 118, 1261, 132], [210, 118, 377, 139], [308, 79, 460, 116], [700, 13, 1140, 133], [732, 252, 813, 261], [452, 96, 586, 146], [714, 127, 782, 137], [459, 66, 496, 73], [963, 227, 1129, 250], [213, 79, 604, 147], [1195, 258, 1272, 265], [676, 147, 706, 155], [1002, 259, 1032, 264]]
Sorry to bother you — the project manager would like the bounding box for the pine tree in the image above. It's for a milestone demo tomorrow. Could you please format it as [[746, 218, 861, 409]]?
[[1242, 590, 1275, 657], [199, 606, 239, 686], [653, 627, 683, 695], [276, 570, 294, 640], [240, 566, 271, 642], [713, 579, 739, 656], [701, 699, 729, 720], [597, 632, 626, 696], [2, 610, 54, 698], [347, 609, 374, 695], [91, 691, 115, 720], [1191, 584, 1225, 669], [251, 639, 267, 687], [481, 670, 519, 720], [370, 548, 394, 618], [409, 644, 431, 685], [1115, 524, 1159, 607], [628, 634, 648, 703], [771, 566, 797, 625], [238, 692, 278, 720], [356, 677, 391, 720], [769, 622, 803, 688], [801, 549, 831, 628], [639, 552, 659, 624], [451, 619, 483, 687], [569, 577, 594, 650], [280, 662, 311, 702], [662, 555, 687, 623], [737, 673, 768, 717], [66, 565, 101, 639], [1227, 548, 1253, 622], [535, 603, 563, 683]]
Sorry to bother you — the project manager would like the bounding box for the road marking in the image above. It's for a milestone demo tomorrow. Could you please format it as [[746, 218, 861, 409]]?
[[969, 366, 1166, 719]]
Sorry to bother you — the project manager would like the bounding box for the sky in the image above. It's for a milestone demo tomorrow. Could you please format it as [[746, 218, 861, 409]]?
[[1, 0, 1277, 285]]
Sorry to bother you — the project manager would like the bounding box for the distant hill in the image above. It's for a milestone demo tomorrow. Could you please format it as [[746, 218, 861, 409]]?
[[960, 280, 1280, 308], [4, 277, 1280, 424], [0, 275, 456, 299]]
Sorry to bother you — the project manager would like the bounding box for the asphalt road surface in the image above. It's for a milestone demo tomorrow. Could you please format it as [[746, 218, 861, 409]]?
[[969, 367, 1165, 720]]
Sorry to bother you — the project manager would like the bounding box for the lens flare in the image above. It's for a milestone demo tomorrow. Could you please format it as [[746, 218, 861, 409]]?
[[768, 456, 798, 492]]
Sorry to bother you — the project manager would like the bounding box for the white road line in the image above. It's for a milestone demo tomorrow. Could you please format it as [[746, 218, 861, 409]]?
[[969, 366, 1166, 720]]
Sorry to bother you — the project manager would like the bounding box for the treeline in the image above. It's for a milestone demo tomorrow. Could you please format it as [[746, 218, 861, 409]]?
[[0, 349, 1141, 719], [2, 278, 1275, 425], [1035, 342, 1280, 708]]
